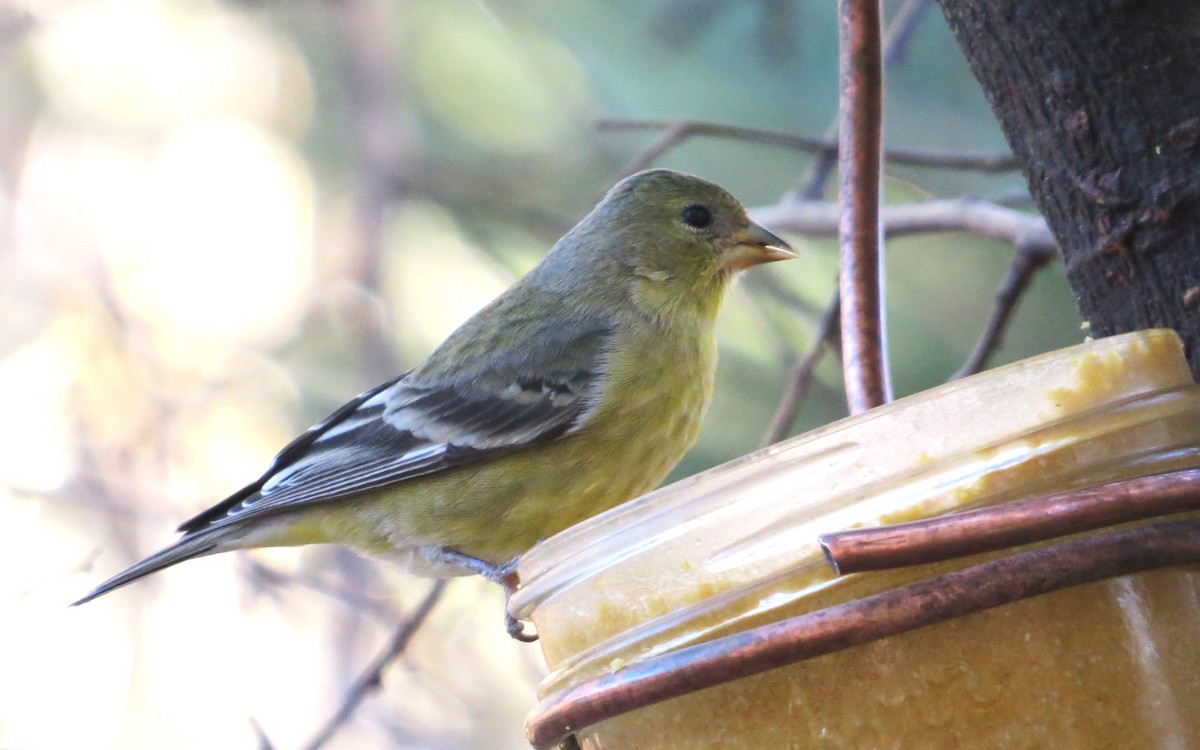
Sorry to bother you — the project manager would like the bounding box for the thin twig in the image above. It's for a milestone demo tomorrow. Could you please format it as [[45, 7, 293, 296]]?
[[881, 0, 931, 68], [838, 0, 891, 412], [250, 718, 277, 750], [526, 519, 1200, 749], [598, 119, 1019, 177], [242, 559, 399, 623], [610, 122, 691, 179], [760, 293, 841, 447], [953, 238, 1059, 378], [300, 580, 448, 750]]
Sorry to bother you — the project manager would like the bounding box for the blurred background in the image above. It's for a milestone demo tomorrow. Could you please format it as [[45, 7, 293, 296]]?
[[0, 0, 1083, 748]]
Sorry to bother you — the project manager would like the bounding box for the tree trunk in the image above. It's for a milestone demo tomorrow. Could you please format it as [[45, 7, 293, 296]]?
[[936, 0, 1200, 377]]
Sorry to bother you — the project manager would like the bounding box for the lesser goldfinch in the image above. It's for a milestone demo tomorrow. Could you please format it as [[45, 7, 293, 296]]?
[[74, 169, 793, 632]]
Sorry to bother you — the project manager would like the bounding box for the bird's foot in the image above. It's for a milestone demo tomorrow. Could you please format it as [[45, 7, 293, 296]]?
[[438, 549, 537, 642]]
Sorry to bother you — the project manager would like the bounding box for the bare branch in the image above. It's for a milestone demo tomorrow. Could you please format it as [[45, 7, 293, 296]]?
[[300, 580, 448, 750], [881, 0, 932, 68], [760, 293, 841, 447], [598, 118, 1019, 177], [952, 238, 1058, 379], [753, 197, 1058, 386], [610, 122, 692, 179], [242, 559, 400, 623], [250, 718, 277, 750], [750, 198, 1054, 248]]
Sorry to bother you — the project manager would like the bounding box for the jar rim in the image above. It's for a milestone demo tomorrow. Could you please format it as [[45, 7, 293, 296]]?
[[515, 329, 1190, 621]]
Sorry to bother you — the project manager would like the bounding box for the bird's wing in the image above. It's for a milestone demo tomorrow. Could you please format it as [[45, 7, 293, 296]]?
[[177, 315, 614, 535]]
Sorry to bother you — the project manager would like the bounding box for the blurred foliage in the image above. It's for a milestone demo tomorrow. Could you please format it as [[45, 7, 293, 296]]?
[[0, 0, 1081, 748]]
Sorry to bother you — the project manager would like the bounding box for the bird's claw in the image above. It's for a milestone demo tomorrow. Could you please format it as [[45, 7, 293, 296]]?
[[496, 556, 537, 641], [507, 611, 539, 642]]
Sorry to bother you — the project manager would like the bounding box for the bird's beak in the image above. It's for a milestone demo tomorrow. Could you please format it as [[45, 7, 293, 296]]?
[[722, 221, 795, 271]]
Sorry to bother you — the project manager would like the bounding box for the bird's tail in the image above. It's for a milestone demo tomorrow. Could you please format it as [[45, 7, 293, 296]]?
[[71, 532, 222, 606]]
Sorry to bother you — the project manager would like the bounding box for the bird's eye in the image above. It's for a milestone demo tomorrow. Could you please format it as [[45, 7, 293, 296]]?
[[680, 204, 714, 230]]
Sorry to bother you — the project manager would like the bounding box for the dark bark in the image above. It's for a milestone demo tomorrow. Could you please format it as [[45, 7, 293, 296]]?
[[936, 0, 1200, 377]]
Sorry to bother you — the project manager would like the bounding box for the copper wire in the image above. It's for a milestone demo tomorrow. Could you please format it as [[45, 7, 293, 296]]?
[[819, 467, 1200, 574], [526, 519, 1200, 749]]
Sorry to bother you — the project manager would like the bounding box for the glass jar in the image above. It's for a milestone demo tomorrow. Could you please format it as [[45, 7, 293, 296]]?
[[513, 329, 1200, 749]]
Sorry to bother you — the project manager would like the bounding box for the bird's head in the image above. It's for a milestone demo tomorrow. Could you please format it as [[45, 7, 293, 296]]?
[[561, 169, 794, 321], [603, 169, 793, 277]]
